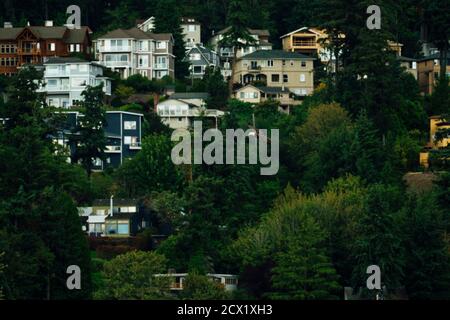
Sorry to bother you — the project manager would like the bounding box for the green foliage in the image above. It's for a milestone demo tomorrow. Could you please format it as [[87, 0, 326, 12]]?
[[71, 85, 107, 175], [350, 184, 405, 295], [0, 68, 92, 299], [115, 134, 183, 197], [94, 251, 171, 300], [401, 193, 450, 299], [269, 232, 340, 300], [154, 0, 189, 79], [181, 273, 230, 300]]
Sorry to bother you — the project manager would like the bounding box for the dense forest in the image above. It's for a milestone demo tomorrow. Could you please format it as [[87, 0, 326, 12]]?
[[0, 0, 449, 300]]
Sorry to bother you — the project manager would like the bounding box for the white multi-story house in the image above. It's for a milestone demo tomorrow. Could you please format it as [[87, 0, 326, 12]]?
[[94, 27, 174, 80], [210, 27, 272, 79], [181, 17, 201, 49], [156, 92, 224, 129], [38, 57, 111, 108]]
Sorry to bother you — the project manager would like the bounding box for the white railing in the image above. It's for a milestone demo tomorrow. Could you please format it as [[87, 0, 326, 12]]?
[[154, 63, 168, 69], [98, 46, 131, 52], [103, 61, 130, 67]]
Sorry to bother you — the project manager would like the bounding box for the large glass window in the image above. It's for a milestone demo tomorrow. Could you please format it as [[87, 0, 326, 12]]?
[[124, 121, 137, 130]]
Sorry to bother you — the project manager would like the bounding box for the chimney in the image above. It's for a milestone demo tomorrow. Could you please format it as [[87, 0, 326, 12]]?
[[3, 22, 13, 28], [44, 20, 53, 27]]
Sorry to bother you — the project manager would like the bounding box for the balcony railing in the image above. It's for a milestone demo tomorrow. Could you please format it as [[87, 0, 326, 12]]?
[[17, 48, 41, 55], [129, 142, 141, 149], [102, 61, 130, 67], [46, 85, 70, 91], [105, 145, 121, 153], [247, 65, 261, 71], [154, 63, 168, 69], [292, 39, 317, 47], [98, 46, 131, 52]]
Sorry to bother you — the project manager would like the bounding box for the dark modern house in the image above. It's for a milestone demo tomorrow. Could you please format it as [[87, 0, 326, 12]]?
[[56, 110, 143, 170]]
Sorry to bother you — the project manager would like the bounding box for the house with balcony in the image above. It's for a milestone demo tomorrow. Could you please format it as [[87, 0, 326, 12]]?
[[232, 50, 315, 101], [156, 92, 224, 129], [38, 57, 111, 108], [0, 20, 92, 76], [420, 115, 450, 169], [210, 27, 272, 79], [184, 44, 220, 79], [154, 273, 239, 292], [94, 27, 174, 80], [181, 17, 201, 49], [280, 27, 338, 62], [80, 198, 152, 237], [56, 111, 143, 170], [235, 84, 301, 111]]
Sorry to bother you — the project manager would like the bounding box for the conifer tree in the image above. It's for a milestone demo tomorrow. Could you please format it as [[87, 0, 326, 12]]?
[[71, 84, 107, 176]]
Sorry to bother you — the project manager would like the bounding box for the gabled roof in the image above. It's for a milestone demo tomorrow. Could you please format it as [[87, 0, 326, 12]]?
[[64, 27, 90, 43], [240, 49, 315, 60], [0, 27, 23, 40], [93, 198, 139, 207], [280, 27, 325, 39], [96, 27, 172, 41], [237, 84, 290, 94], [171, 92, 209, 100], [215, 26, 270, 37], [0, 25, 90, 42]]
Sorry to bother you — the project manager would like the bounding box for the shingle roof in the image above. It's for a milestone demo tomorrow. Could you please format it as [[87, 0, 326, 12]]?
[[93, 198, 139, 207], [0, 27, 23, 40], [171, 92, 209, 100], [96, 27, 172, 41], [240, 50, 315, 60], [257, 86, 291, 94], [216, 26, 270, 37], [238, 85, 290, 94], [0, 25, 89, 42], [64, 27, 90, 43], [45, 57, 89, 64]]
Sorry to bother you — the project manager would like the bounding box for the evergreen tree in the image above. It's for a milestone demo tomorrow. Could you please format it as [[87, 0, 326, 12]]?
[[71, 84, 107, 176], [269, 225, 340, 300], [402, 194, 450, 299], [0, 67, 91, 299], [351, 184, 405, 297], [351, 112, 384, 183], [154, 0, 189, 79], [219, 0, 257, 89]]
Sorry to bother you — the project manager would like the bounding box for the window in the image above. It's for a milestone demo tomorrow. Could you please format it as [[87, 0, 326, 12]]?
[[48, 42, 56, 51], [282, 60, 286, 66], [271, 74, 280, 82], [124, 121, 137, 130], [190, 53, 201, 60], [301, 61, 306, 67], [138, 55, 148, 67], [124, 136, 138, 145], [267, 60, 273, 67], [300, 73, 306, 82], [76, 44, 80, 52], [188, 24, 196, 32], [283, 74, 288, 83], [156, 41, 167, 49], [47, 79, 57, 87], [193, 66, 202, 74]]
